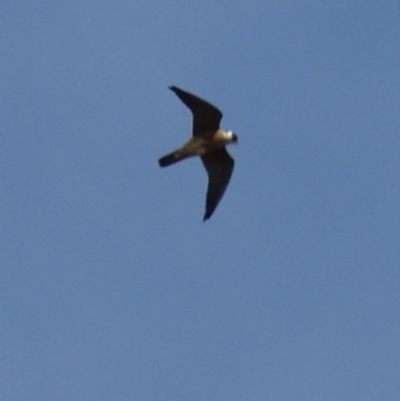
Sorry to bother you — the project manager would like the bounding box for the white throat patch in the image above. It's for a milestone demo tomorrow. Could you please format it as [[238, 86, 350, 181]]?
[[222, 130, 234, 140]]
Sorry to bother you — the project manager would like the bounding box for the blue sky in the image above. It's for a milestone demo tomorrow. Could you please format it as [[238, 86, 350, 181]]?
[[1, 1, 400, 400]]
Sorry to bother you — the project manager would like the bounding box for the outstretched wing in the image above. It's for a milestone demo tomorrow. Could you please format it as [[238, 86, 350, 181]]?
[[201, 148, 234, 221], [169, 86, 223, 137]]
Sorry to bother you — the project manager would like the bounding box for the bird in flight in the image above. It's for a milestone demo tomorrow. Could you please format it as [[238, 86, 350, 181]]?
[[158, 86, 238, 221]]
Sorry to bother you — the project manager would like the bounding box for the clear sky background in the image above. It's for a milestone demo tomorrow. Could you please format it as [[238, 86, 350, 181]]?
[[1, 1, 399, 400]]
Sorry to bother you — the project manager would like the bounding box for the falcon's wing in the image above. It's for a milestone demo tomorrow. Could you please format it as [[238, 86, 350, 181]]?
[[201, 148, 234, 221], [169, 86, 223, 137]]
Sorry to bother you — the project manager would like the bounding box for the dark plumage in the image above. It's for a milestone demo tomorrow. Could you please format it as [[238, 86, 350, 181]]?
[[158, 86, 238, 221]]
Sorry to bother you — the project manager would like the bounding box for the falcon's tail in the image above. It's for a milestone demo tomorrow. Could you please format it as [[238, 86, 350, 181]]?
[[158, 150, 187, 167]]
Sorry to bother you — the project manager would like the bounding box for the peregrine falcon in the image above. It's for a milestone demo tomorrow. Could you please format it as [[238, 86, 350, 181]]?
[[159, 86, 238, 221]]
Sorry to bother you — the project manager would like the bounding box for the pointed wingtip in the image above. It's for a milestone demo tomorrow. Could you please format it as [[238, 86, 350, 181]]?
[[203, 212, 211, 222], [169, 85, 185, 95]]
